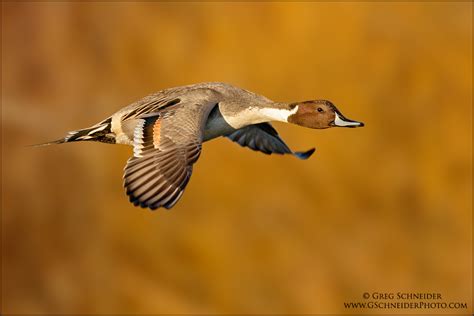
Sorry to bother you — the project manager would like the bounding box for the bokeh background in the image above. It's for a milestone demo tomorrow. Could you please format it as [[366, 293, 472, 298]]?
[[2, 2, 472, 314]]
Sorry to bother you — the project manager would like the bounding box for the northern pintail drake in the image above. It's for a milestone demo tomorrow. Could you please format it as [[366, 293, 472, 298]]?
[[41, 82, 364, 210]]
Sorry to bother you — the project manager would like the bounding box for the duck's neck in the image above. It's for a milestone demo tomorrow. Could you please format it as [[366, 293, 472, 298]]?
[[255, 102, 298, 123], [220, 101, 297, 130]]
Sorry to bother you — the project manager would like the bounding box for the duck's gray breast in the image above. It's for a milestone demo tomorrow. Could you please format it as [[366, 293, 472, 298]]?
[[203, 104, 237, 141]]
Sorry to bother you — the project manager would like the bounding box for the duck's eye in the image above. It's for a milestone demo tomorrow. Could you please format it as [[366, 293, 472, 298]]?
[[317, 107, 324, 113]]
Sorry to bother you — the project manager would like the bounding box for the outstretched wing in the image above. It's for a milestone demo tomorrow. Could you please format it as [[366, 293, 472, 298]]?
[[226, 123, 315, 160], [123, 101, 215, 210]]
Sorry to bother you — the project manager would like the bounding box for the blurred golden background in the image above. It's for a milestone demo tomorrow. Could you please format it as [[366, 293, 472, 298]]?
[[2, 2, 472, 314]]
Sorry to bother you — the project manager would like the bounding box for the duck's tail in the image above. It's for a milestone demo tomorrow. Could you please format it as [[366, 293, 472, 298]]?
[[32, 118, 114, 147]]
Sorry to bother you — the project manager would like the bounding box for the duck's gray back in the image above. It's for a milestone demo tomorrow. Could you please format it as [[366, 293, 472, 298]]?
[[110, 82, 272, 144]]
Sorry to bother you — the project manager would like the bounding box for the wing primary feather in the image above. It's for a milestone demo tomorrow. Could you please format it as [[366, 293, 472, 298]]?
[[226, 123, 309, 158], [126, 159, 182, 199], [294, 148, 316, 160], [144, 166, 188, 208], [137, 162, 186, 206], [130, 175, 169, 204], [157, 169, 191, 209]]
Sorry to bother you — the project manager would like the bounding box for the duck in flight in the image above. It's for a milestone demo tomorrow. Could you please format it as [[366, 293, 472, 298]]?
[[41, 82, 364, 210]]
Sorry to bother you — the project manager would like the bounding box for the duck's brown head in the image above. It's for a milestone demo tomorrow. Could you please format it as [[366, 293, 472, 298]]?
[[287, 100, 364, 129]]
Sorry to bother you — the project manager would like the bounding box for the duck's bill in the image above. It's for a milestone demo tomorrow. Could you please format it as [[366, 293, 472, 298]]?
[[331, 112, 364, 128]]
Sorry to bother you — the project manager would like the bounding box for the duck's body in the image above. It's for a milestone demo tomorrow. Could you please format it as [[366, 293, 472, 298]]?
[[45, 82, 364, 210], [108, 82, 294, 144]]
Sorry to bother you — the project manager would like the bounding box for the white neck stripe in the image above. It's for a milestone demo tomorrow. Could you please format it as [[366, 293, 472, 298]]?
[[221, 105, 299, 129], [258, 105, 298, 123]]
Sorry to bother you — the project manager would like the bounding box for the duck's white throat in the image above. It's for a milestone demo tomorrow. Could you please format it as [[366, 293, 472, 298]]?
[[224, 105, 299, 129], [259, 106, 299, 123]]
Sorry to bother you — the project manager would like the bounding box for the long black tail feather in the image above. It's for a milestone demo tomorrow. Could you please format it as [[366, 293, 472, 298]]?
[[32, 118, 114, 147]]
